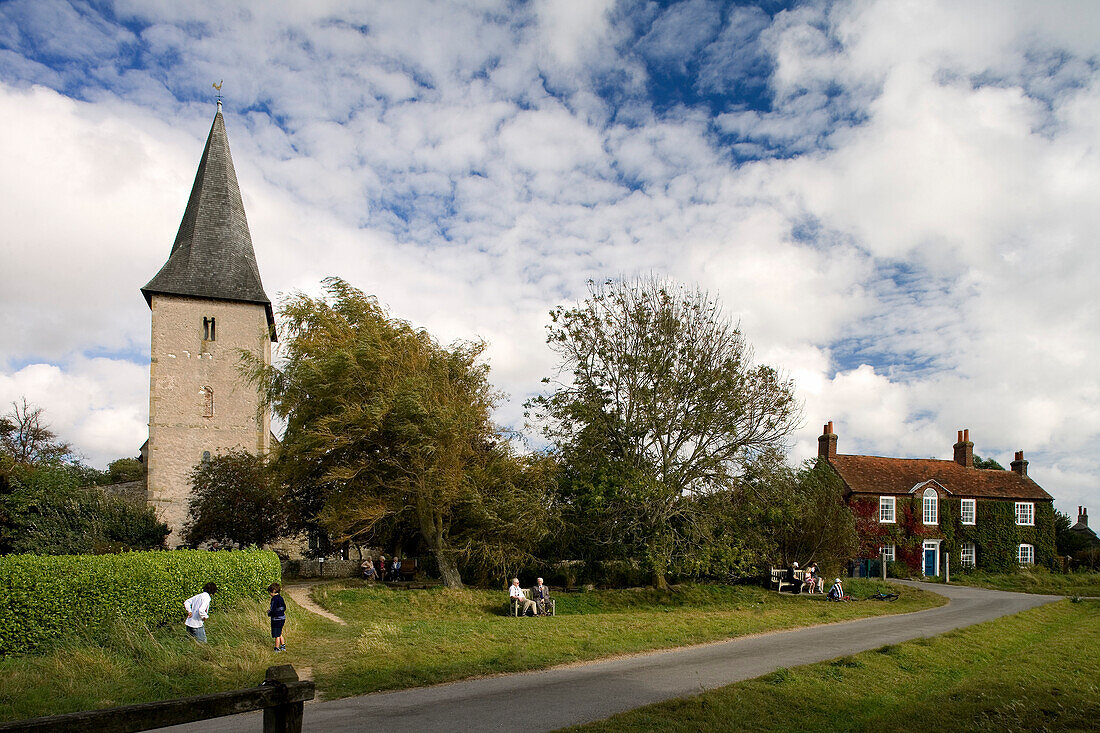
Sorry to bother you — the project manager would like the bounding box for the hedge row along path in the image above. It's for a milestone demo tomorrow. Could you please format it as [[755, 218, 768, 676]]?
[[165, 581, 1059, 733], [283, 581, 346, 626]]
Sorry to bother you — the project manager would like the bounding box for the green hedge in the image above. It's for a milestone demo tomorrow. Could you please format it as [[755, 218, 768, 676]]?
[[0, 549, 280, 654]]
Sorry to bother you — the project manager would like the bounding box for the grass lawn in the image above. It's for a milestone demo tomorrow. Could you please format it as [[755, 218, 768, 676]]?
[[945, 568, 1100, 597], [0, 579, 938, 722], [567, 599, 1100, 733]]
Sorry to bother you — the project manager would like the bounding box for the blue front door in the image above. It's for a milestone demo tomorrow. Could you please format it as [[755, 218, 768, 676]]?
[[924, 548, 936, 576]]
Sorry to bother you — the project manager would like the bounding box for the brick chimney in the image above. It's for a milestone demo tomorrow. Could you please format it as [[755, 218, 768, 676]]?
[[1010, 450, 1028, 477], [1076, 506, 1088, 529], [818, 421, 837, 461], [953, 429, 974, 468]]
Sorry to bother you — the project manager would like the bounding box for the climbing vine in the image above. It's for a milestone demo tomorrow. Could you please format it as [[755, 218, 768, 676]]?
[[850, 493, 1056, 574]]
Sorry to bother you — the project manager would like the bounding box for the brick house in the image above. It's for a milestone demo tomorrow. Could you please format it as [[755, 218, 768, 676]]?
[[817, 422, 1055, 576]]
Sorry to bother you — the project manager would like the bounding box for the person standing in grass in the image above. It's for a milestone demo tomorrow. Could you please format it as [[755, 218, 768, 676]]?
[[268, 582, 287, 651], [183, 582, 218, 643]]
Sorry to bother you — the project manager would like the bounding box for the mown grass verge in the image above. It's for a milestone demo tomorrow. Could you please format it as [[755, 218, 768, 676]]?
[[946, 568, 1100, 597], [567, 599, 1100, 733], [0, 579, 939, 722]]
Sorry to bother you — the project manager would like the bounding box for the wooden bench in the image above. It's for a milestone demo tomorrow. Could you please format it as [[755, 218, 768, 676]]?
[[770, 568, 812, 592], [507, 589, 555, 617]]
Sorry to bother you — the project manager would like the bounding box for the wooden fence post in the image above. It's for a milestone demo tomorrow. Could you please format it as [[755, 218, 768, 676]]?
[[262, 665, 305, 733]]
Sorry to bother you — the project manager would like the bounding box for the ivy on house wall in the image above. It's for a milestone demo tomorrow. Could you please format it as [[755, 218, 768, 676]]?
[[849, 493, 1056, 574]]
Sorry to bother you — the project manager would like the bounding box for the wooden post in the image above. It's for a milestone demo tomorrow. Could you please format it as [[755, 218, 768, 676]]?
[[880, 549, 886, 581], [263, 665, 304, 733], [945, 554, 950, 584]]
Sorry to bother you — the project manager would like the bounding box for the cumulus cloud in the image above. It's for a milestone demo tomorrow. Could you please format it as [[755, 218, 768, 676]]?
[[0, 0, 1096, 519]]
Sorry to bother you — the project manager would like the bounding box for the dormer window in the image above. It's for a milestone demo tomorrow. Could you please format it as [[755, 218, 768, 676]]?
[[203, 317, 216, 341]]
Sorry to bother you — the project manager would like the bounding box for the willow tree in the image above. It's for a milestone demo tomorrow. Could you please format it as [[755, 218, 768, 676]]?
[[529, 277, 800, 588], [245, 278, 506, 588]]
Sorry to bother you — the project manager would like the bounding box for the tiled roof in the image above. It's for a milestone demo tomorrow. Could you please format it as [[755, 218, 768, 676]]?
[[142, 106, 276, 340], [829, 454, 1052, 501]]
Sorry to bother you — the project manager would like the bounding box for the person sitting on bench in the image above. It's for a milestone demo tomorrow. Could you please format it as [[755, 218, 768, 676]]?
[[532, 577, 552, 616], [510, 578, 537, 616]]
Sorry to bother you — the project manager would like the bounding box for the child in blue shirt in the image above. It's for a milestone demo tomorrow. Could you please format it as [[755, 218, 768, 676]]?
[[267, 582, 287, 651]]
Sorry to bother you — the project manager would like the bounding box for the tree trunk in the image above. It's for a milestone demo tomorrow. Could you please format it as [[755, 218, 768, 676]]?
[[435, 549, 464, 589]]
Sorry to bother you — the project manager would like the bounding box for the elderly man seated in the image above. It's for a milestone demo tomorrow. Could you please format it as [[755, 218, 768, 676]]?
[[509, 578, 538, 616], [531, 577, 554, 616]]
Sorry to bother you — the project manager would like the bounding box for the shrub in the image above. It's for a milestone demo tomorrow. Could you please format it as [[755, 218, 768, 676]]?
[[0, 549, 280, 654]]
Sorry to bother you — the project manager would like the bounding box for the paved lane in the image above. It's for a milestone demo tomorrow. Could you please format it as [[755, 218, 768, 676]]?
[[166, 582, 1059, 733]]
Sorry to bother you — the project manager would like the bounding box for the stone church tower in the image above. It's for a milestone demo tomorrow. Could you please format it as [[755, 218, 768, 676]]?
[[141, 102, 276, 544]]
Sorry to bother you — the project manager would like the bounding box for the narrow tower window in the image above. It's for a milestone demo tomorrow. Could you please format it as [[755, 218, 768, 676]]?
[[203, 317, 216, 341], [203, 386, 214, 417]]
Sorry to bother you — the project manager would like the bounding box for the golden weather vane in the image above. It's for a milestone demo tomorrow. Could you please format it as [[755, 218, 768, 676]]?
[[212, 80, 223, 104]]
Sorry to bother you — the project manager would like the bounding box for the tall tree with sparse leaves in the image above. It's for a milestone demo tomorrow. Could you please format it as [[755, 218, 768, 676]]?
[[529, 277, 801, 588]]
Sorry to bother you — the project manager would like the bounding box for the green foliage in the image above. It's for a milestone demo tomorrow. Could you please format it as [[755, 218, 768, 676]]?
[[764, 458, 857, 578], [0, 549, 280, 654], [852, 492, 1057, 575], [183, 450, 286, 548], [106, 458, 144, 484], [244, 278, 535, 588], [971, 454, 1005, 470], [0, 462, 167, 555], [529, 277, 800, 587]]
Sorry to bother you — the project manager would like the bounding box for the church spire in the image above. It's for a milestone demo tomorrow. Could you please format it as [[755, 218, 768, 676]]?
[[142, 104, 276, 340]]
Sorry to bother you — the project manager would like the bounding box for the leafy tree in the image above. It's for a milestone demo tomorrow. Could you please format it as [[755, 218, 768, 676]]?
[[755, 456, 858, 577], [183, 450, 286, 548], [529, 278, 801, 587], [245, 278, 525, 588], [0, 462, 167, 554], [107, 458, 145, 483], [973, 454, 1005, 470], [1055, 509, 1092, 558]]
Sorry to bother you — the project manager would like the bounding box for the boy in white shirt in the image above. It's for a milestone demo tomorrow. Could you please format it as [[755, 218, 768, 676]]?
[[184, 582, 218, 642]]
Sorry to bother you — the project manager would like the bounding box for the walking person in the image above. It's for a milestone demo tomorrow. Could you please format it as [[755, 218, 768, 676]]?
[[183, 582, 218, 643], [268, 582, 287, 652]]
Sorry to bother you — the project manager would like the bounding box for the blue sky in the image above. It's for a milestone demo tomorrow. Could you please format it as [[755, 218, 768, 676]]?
[[1, 0, 1098, 517]]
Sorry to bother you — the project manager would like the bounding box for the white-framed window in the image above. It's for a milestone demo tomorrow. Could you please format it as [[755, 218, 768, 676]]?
[[880, 544, 895, 563], [879, 496, 896, 523], [1018, 543, 1034, 565], [923, 487, 938, 525], [961, 542, 976, 567], [961, 499, 976, 525], [1015, 502, 1034, 526]]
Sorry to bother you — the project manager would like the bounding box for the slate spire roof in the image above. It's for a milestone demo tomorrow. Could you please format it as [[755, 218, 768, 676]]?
[[142, 102, 276, 340]]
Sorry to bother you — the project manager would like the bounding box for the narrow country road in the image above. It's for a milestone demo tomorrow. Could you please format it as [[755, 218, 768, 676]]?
[[166, 582, 1059, 733]]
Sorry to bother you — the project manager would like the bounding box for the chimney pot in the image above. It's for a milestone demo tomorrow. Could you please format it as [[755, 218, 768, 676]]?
[[1010, 450, 1028, 477], [818, 421, 838, 461], [953, 428, 973, 467]]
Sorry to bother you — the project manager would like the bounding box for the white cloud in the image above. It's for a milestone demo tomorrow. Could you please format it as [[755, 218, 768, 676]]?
[[0, 0, 1097, 518]]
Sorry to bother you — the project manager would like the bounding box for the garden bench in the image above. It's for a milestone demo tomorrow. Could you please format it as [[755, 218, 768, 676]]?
[[507, 589, 555, 617], [769, 568, 790, 592]]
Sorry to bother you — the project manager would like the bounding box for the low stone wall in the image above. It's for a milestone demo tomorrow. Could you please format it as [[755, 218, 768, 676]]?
[[283, 558, 363, 579]]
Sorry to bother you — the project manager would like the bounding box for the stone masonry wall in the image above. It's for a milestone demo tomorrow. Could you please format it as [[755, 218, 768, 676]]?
[[147, 294, 272, 545]]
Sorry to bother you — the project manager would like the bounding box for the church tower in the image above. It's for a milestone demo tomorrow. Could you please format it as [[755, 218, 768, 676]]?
[[142, 102, 276, 544]]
